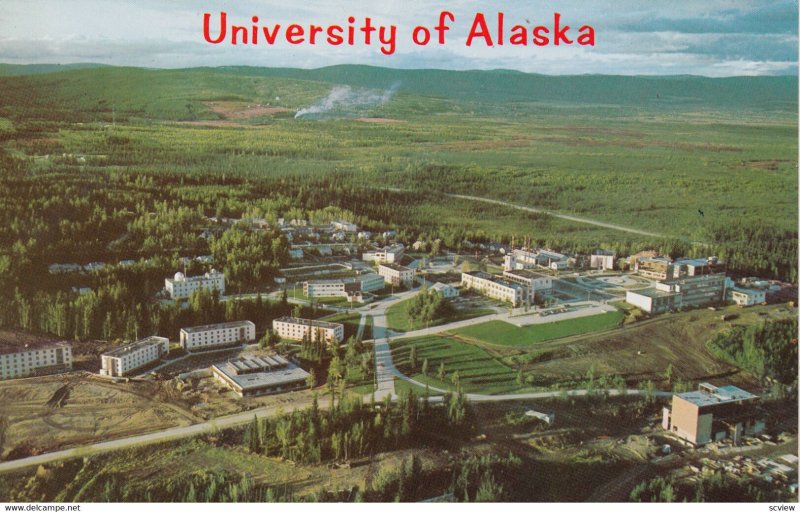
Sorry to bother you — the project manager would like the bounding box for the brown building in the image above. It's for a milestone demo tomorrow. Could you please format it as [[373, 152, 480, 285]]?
[[663, 383, 764, 446]]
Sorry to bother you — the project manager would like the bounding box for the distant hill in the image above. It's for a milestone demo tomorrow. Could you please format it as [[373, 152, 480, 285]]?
[[212, 65, 798, 110], [0, 63, 110, 76], [0, 64, 795, 122]]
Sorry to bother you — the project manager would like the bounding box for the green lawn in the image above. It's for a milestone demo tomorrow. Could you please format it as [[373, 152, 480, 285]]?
[[390, 335, 522, 394], [385, 297, 494, 332], [320, 311, 363, 340], [450, 310, 624, 347]]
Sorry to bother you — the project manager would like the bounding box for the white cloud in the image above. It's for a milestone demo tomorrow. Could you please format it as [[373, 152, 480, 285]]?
[[0, 0, 796, 75]]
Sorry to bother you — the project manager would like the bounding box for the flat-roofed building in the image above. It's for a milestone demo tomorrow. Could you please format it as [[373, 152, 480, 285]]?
[[662, 383, 763, 446], [676, 257, 727, 278], [635, 257, 674, 280], [727, 286, 767, 307], [272, 316, 344, 344], [100, 336, 169, 377], [503, 269, 553, 295], [430, 282, 459, 298], [590, 250, 616, 270], [362, 243, 404, 264], [625, 288, 680, 314], [657, 273, 727, 309], [357, 273, 385, 292], [0, 331, 72, 380], [165, 269, 225, 299], [303, 273, 384, 302], [461, 271, 531, 306], [378, 263, 416, 286], [211, 353, 309, 397], [628, 256, 728, 313], [180, 320, 255, 352], [504, 248, 570, 271]]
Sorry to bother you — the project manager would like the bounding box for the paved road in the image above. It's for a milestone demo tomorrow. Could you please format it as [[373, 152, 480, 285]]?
[[0, 394, 327, 474], [447, 193, 666, 238]]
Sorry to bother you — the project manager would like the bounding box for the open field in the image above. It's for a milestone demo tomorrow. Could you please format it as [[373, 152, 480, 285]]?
[[502, 304, 796, 389], [448, 310, 625, 347], [390, 335, 521, 394], [384, 297, 494, 333], [0, 373, 196, 460], [319, 312, 363, 341], [390, 303, 795, 393]]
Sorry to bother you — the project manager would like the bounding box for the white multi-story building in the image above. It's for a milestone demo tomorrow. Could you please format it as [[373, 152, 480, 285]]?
[[304, 274, 384, 301], [627, 257, 727, 313], [165, 269, 225, 299], [590, 250, 616, 270], [503, 269, 553, 295], [504, 248, 569, 271], [0, 332, 72, 380], [362, 243, 405, 264], [625, 288, 680, 314], [180, 320, 255, 352], [461, 271, 531, 307], [378, 263, 416, 286], [272, 317, 344, 344], [100, 336, 169, 377]]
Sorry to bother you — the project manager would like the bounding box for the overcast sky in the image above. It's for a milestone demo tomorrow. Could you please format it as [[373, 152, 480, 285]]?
[[1, 0, 796, 76]]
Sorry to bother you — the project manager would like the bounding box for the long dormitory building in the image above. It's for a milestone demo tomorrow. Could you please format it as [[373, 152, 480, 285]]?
[[100, 336, 170, 377], [0, 331, 72, 380], [180, 320, 256, 352]]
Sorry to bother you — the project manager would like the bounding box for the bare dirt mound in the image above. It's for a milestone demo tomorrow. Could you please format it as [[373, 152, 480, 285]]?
[[205, 101, 292, 119], [355, 117, 404, 124]]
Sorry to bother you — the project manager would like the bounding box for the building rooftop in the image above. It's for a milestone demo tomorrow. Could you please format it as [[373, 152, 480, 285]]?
[[677, 383, 758, 408], [639, 256, 673, 265], [167, 269, 224, 283], [380, 262, 411, 272], [465, 271, 525, 290], [102, 336, 168, 358], [0, 330, 71, 356], [213, 357, 309, 390], [627, 288, 678, 298], [504, 269, 551, 280], [180, 320, 254, 334], [677, 257, 723, 267], [273, 316, 343, 330], [379, 244, 405, 253], [730, 287, 765, 296], [224, 354, 289, 374]]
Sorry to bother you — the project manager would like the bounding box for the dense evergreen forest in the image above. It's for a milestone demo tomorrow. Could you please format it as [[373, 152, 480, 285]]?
[[707, 318, 798, 390]]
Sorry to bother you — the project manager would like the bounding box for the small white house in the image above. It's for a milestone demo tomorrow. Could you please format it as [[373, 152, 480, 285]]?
[[431, 282, 459, 298]]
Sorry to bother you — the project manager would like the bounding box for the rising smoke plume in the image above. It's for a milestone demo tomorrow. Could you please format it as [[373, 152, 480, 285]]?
[[294, 83, 400, 119]]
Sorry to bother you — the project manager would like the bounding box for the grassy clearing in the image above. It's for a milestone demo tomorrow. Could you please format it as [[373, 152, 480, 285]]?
[[449, 310, 625, 347], [390, 335, 521, 394], [321, 311, 363, 340], [385, 297, 494, 332]]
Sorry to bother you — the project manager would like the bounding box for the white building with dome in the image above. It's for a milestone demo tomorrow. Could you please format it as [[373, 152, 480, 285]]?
[[165, 269, 225, 299]]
